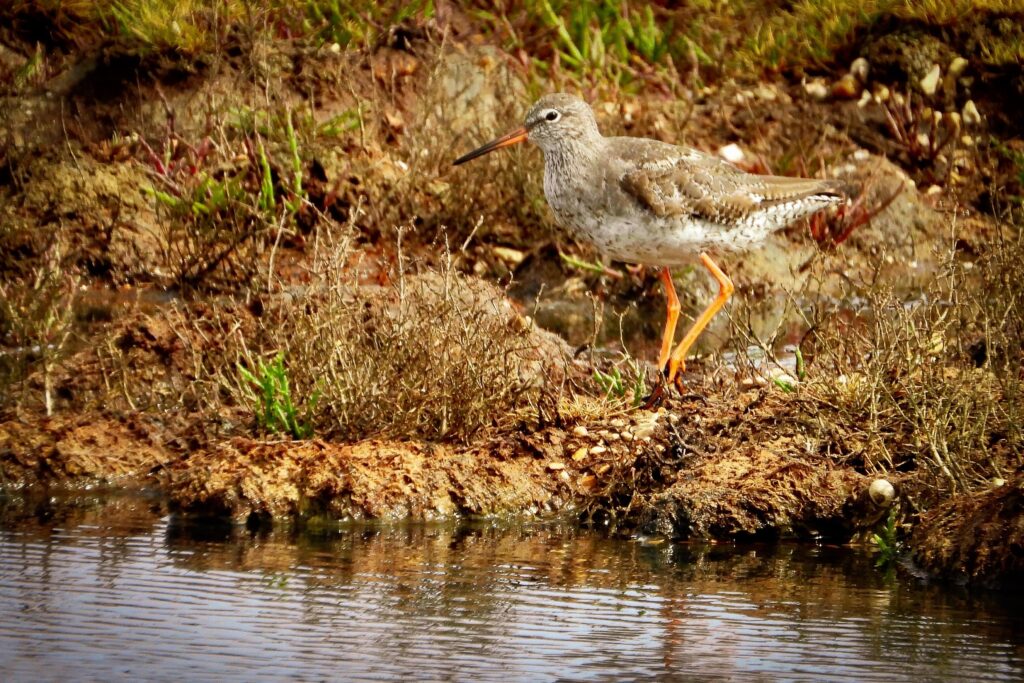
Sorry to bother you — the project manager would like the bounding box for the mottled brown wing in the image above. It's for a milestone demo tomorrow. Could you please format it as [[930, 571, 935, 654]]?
[[616, 140, 841, 223]]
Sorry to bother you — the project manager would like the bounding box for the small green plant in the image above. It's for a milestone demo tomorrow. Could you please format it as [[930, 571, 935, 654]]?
[[533, 0, 670, 84], [238, 352, 318, 439], [872, 506, 901, 568], [593, 359, 647, 407], [291, 0, 435, 49], [559, 251, 623, 279], [772, 376, 796, 393]]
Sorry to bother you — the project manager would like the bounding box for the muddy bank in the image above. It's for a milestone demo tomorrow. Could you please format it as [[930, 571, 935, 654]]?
[[910, 473, 1024, 588], [0, 412, 175, 485], [168, 437, 572, 522], [1, 390, 891, 545]]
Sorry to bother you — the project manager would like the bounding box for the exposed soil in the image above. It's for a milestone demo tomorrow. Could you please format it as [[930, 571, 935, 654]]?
[[910, 472, 1024, 588], [2, 5, 1023, 585]]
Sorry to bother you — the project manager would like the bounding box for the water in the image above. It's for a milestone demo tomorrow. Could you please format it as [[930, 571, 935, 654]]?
[[2, 492, 1022, 682]]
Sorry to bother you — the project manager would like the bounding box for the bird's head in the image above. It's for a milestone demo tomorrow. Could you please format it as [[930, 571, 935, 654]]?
[[453, 93, 600, 166]]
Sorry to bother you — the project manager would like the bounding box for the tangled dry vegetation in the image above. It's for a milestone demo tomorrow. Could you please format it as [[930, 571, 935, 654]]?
[[224, 224, 574, 443], [795, 232, 1024, 502]]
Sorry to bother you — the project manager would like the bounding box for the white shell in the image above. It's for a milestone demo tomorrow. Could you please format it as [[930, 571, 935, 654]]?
[[868, 479, 896, 507]]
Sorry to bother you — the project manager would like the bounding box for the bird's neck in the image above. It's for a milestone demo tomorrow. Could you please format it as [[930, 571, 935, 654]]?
[[541, 134, 603, 175]]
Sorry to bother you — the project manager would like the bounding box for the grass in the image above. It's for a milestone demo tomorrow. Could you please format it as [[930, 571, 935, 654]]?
[[0, 242, 79, 416], [4, 0, 1020, 82], [237, 351, 317, 439], [788, 235, 1024, 499], [592, 358, 646, 407], [136, 102, 329, 290], [254, 225, 557, 443], [872, 506, 901, 567]]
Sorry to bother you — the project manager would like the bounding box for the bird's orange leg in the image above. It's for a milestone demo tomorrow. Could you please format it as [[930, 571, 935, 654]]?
[[656, 267, 681, 373], [664, 252, 734, 385], [640, 267, 681, 409]]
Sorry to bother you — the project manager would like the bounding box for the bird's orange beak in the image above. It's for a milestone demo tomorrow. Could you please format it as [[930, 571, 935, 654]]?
[[453, 126, 528, 166]]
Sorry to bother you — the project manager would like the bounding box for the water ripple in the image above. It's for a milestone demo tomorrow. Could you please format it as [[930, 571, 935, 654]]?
[[1, 502, 1023, 682]]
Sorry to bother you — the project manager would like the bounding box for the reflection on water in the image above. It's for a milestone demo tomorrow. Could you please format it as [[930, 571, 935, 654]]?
[[1, 492, 1023, 681]]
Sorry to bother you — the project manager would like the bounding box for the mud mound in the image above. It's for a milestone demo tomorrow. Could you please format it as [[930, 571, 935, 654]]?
[[635, 443, 871, 539], [167, 437, 572, 522], [910, 473, 1024, 587], [0, 413, 174, 484], [0, 153, 160, 281]]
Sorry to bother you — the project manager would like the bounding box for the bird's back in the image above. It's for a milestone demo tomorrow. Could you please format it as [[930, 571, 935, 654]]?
[[541, 134, 842, 265]]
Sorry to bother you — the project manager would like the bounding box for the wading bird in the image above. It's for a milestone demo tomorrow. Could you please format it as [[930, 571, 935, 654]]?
[[454, 93, 843, 404]]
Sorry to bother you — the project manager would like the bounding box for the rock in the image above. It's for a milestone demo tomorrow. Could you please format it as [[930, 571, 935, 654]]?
[[962, 100, 982, 126], [632, 413, 659, 440], [919, 64, 941, 96], [948, 56, 968, 78], [832, 73, 861, 99], [850, 57, 870, 83], [717, 143, 745, 163], [909, 473, 1024, 587], [492, 246, 525, 266], [803, 79, 829, 101]]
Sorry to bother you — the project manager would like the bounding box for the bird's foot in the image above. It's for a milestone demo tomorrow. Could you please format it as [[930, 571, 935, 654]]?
[[641, 363, 682, 410], [641, 380, 666, 410], [642, 362, 705, 410]]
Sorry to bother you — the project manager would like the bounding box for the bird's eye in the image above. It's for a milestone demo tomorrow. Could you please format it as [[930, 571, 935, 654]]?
[[545, 110, 560, 122]]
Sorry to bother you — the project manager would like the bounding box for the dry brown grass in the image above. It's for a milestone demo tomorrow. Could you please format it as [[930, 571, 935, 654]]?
[[164, 209, 568, 443], [0, 241, 79, 416], [790, 231, 1024, 498]]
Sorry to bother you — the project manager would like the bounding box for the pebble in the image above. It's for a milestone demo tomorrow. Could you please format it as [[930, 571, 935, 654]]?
[[919, 64, 941, 96], [948, 56, 968, 78], [609, 418, 626, 429], [850, 57, 870, 83], [753, 84, 778, 101], [547, 462, 565, 471], [962, 100, 981, 126], [632, 415, 658, 440], [492, 246, 525, 265], [572, 425, 589, 438], [571, 447, 588, 462], [589, 446, 608, 456], [831, 73, 861, 99], [717, 143, 745, 163], [803, 79, 829, 101]]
